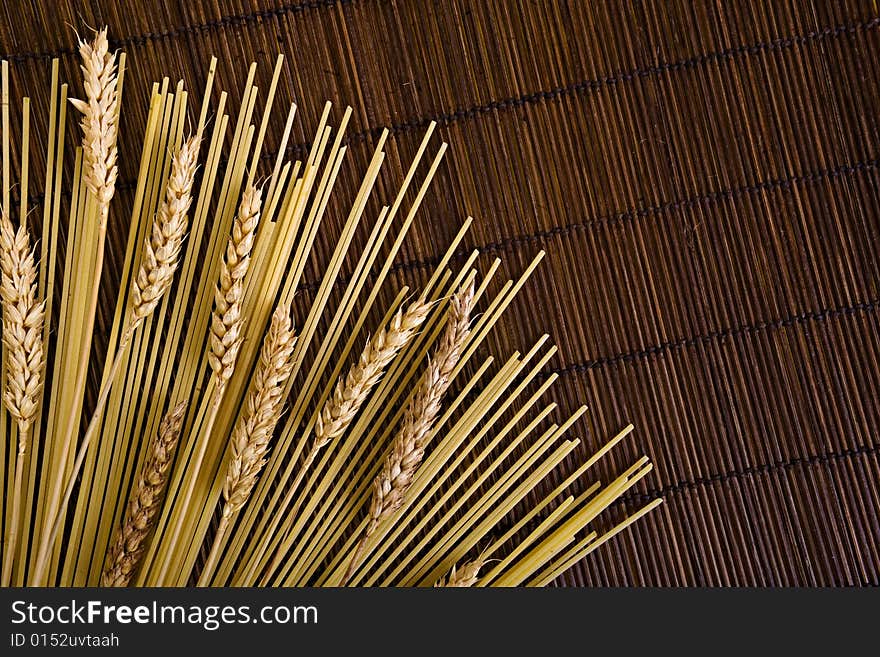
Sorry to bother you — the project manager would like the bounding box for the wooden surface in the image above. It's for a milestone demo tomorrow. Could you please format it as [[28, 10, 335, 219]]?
[[1, 0, 879, 585]]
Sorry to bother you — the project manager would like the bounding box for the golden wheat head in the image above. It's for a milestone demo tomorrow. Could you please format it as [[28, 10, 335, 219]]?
[[369, 281, 474, 528], [209, 183, 263, 389], [0, 212, 46, 434], [223, 304, 297, 515], [434, 556, 484, 587], [130, 135, 200, 326], [101, 401, 187, 587], [69, 27, 119, 210], [314, 296, 432, 452]]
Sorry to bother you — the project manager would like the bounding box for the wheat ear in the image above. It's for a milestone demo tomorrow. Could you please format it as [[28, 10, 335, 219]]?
[[343, 282, 474, 584], [316, 296, 432, 453], [0, 212, 46, 586], [434, 555, 486, 587], [129, 134, 200, 327], [371, 282, 473, 524], [208, 183, 262, 391], [69, 26, 119, 215], [101, 401, 187, 587], [35, 135, 199, 582], [0, 212, 46, 431], [155, 184, 263, 584], [198, 304, 297, 586], [223, 303, 297, 513], [259, 295, 432, 585]]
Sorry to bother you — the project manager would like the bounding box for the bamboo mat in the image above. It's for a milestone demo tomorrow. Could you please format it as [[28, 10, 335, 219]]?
[[0, 0, 878, 586]]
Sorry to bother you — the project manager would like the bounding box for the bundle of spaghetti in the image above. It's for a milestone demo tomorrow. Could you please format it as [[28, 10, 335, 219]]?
[[0, 29, 661, 589]]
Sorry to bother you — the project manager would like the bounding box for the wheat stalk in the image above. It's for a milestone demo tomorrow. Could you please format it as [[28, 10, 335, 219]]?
[[198, 304, 297, 585], [35, 28, 122, 586], [0, 212, 46, 586], [101, 401, 186, 587], [33, 135, 199, 583], [344, 282, 474, 583], [208, 183, 262, 391]]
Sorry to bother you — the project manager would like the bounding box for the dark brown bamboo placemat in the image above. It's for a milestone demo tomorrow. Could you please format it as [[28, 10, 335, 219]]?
[[1, 0, 878, 586]]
